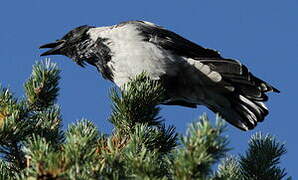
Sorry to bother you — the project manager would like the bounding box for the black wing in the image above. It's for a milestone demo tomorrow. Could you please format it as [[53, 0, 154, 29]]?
[[128, 21, 280, 130], [130, 21, 279, 96], [129, 21, 222, 59]]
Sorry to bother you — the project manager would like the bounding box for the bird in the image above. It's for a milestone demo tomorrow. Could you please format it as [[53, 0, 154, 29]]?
[[40, 20, 279, 131]]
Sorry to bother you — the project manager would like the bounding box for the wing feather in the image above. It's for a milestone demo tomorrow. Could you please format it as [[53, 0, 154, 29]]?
[[131, 21, 279, 94], [122, 21, 279, 130], [129, 21, 222, 59]]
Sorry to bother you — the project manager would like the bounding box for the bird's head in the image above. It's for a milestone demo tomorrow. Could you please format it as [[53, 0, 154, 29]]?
[[40, 25, 95, 66]]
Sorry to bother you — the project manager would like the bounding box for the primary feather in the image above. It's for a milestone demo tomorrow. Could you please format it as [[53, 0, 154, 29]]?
[[40, 20, 279, 131]]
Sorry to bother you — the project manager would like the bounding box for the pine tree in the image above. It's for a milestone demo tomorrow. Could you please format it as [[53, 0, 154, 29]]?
[[0, 60, 291, 179]]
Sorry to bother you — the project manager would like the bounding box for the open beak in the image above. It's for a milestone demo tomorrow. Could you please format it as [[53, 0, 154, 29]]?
[[39, 40, 65, 56]]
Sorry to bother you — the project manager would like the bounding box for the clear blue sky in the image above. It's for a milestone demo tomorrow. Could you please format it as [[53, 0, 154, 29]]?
[[0, 0, 297, 177]]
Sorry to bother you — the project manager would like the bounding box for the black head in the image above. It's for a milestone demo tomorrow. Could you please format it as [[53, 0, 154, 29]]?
[[40, 25, 95, 63]]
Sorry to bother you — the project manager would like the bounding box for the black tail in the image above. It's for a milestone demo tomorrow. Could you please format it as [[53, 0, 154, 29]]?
[[200, 58, 279, 130], [231, 94, 269, 130], [206, 93, 271, 131]]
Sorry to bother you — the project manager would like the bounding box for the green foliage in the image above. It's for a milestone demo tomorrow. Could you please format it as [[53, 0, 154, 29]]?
[[239, 133, 288, 180], [0, 60, 290, 179], [0, 60, 62, 172], [109, 73, 166, 134], [169, 115, 229, 179], [0, 160, 14, 180], [213, 156, 242, 180], [24, 60, 60, 110]]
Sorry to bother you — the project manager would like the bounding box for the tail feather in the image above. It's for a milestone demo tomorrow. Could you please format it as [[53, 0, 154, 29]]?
[[165, 58, 279, 131], [239, 95, 268, 121], [207, 94, 270, 131], [233, 95, 268, 130], [234, 104, 257, 129]]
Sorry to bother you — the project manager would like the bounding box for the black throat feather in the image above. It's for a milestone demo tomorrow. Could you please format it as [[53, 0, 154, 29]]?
[[68, 35, 113, 80]]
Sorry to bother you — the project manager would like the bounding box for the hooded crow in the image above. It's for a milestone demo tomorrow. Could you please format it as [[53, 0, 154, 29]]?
[[40, 20, 279, 131]]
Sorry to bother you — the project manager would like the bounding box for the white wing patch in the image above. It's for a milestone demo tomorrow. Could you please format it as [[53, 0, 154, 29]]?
[[186, 58, 222, 82]]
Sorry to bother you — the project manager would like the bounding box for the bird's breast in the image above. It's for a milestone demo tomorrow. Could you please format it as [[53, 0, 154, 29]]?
[[107, 41, 180, 87], [88, 25, 181, 87]]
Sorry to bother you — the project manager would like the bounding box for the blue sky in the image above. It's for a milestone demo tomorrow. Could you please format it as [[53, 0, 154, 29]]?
[[0, 0, 297, 177]]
